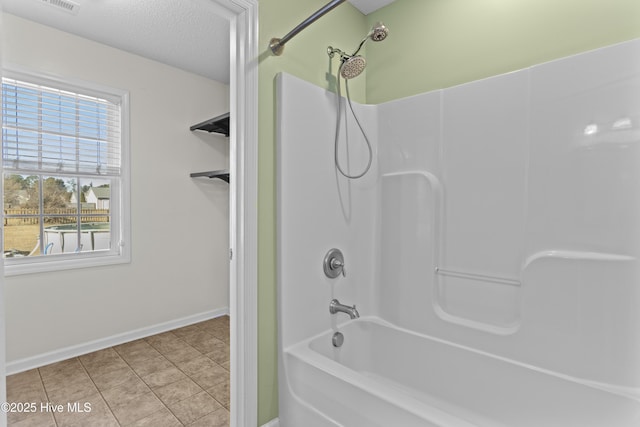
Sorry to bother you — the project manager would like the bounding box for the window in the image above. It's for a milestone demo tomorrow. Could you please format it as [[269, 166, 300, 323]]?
[[2, 69, 130, 275]]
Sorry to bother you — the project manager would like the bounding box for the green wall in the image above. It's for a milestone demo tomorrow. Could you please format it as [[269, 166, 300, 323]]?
[[257, 1, 367, 424], [366, 0, 640, 104], [257, 0, 640, 424]]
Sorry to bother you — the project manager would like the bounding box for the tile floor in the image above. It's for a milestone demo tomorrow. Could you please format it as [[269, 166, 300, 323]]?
[[6, 315, 230, 426]]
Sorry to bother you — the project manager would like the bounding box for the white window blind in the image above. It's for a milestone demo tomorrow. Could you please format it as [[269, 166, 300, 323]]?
[[2, 78, 121, 176]]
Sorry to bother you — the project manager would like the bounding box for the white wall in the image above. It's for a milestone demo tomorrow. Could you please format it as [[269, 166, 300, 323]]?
[[3, 14, 230, 367]]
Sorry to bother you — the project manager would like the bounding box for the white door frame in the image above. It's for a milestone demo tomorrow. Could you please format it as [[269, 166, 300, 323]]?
[[205, 1, 258, 426]]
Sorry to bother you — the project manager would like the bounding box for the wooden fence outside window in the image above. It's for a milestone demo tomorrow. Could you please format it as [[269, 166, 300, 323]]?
[[4, 208, 110, 225]]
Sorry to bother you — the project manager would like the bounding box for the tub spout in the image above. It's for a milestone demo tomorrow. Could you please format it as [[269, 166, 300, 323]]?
[[330, 299, 360, 319]]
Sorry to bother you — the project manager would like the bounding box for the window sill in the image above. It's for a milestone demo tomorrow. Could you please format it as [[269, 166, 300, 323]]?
[[4, 250, 131, 276]]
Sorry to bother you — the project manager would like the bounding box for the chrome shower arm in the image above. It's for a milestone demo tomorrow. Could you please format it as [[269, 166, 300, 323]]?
[[269, 0, 346, 56], [351, 22, 389, 56], [350, 34, 369, 57]]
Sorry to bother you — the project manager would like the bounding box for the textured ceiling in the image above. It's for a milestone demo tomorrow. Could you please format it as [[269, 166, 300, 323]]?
[[3, 0, 231, 84], [2, 0, 394, 85]]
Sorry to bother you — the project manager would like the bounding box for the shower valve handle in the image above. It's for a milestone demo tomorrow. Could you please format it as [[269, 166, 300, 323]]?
[[331, 258, 346, 277], [323, 248, 346, 278]]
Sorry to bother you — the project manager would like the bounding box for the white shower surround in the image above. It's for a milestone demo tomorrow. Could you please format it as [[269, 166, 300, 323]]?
[[277, 38, 640, 426]]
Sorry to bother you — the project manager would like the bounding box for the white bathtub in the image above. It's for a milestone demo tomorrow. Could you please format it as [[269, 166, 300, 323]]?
[[281, 317, 640, 427]]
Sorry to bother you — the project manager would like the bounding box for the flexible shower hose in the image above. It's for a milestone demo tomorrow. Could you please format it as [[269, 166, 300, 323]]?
[[333, 62, 373, 179]]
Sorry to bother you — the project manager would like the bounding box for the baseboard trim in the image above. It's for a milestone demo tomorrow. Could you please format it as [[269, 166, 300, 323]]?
[[6, 307, 229, 375], [261, 418, 280, 427]]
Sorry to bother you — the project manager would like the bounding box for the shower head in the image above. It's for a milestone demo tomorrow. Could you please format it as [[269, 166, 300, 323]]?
[[369, 22, 389, 42], [328, 47, 366, 79], [340, 55, 366, 79], [351, 21, 389, 56], [327, 22, 388, 80]]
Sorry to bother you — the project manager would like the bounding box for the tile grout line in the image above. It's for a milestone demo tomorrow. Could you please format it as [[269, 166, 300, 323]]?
[[142, 327, 230, 424], [36, 365, 59, 427], [108, 336, 188, 426], [77, 355, 125, 427], [136, 332, 190, 426]]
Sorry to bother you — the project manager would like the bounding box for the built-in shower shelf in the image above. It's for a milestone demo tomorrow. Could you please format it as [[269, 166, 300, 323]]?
[[189, 112, 230, 184], [190, 170, 230, 183]]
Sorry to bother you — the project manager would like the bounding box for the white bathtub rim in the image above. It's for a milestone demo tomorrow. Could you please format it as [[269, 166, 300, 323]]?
[[282, 376, 343, 427], [283, 315, 499, 427], [283, 343, 481, 427], [287, 315, 640, 403], [260, 419, 280, 427]]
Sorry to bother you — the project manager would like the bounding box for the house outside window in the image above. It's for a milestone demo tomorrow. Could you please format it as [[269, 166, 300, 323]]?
[[2, 68, 130, 275]]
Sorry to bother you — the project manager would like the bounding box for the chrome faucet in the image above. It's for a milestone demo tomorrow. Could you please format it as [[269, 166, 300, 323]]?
[[329, 299, 360, 319]]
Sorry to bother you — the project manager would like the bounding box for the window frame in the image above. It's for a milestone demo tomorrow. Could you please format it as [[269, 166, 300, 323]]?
[[2, 65, 131, 276]]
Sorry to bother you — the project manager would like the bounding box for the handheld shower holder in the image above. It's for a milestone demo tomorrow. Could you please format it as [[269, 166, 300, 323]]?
[[327, 46, 347, 60]]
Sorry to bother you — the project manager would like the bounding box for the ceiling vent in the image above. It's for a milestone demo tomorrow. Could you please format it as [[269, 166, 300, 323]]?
[[37, 0, 80, 15]]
